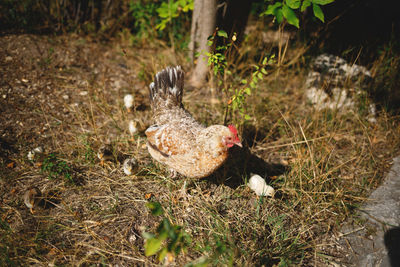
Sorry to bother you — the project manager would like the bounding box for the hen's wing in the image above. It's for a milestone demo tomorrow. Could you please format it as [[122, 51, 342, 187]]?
[[145, 124, 193, 157]]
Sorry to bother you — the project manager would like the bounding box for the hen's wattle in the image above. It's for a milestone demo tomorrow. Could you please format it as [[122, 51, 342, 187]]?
[[145, 66, 241, 178]]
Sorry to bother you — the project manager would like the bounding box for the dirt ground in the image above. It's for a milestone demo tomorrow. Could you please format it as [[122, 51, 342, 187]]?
[[0, 34, 162, 265], [1, 33, 399, 266]]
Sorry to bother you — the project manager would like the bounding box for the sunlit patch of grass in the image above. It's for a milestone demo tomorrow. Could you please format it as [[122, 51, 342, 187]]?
[[1, 28, 399, 266]]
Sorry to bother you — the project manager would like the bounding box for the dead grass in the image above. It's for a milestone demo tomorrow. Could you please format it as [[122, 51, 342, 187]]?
[[1, 29, 399, 267]]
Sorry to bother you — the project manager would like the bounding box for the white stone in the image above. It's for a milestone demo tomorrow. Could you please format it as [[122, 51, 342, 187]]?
[[33, 146, 44, 154], [27, 151, 35, 161]]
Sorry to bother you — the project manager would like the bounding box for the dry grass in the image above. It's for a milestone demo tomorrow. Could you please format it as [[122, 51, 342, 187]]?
[[0, 29, 399, 267]]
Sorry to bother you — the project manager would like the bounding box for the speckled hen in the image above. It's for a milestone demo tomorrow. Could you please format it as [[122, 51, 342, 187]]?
[[145, 66, 242, 178]]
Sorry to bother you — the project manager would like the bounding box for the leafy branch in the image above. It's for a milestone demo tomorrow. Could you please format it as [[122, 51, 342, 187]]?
[[261, 0, 335, 28], [143, 202, 191, 263], [229, 55, 275, 121]]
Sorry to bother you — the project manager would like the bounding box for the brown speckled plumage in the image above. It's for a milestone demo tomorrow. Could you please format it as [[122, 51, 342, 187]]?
[[145, 66, 241, 178]]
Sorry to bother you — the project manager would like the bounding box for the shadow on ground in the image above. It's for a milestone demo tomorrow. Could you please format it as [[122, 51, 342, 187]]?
[[384, 226, 400, 267], [205, 145, 288, 189]]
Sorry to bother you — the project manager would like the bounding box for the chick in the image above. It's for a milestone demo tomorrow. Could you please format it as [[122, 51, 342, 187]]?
[[97, 144, 114, 166], [248, 174, 275, 197], [128, 120, 138, 141], [123, 158, 138, 175], [129, 120, 138, 135], [24, 186, 42, 214], [124, 94, 134, 113]]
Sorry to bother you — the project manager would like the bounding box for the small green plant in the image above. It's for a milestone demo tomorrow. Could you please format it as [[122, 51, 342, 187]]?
[[143, 202, 191, 263], [205, 30, 232, 79], [155, 0, 193, 48], [129, 0, 160, 42], [41, 153, 73, 183], [229, 55, 275, 122], [261, 0, 335, 28]]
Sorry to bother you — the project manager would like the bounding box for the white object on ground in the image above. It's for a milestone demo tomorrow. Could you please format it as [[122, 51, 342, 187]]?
[[128, 120, 138, 135], [248, 174, 275, 197], [123, 158, 138, 175], [124, 94, 134, 111]]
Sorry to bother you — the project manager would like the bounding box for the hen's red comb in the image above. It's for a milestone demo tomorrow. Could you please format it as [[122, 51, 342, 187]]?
[[228, 124, 238, 136]]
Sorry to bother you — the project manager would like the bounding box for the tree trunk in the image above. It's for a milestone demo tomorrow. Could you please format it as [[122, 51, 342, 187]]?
[[189, 0, 253, 88], [188, 0, 217, 88]]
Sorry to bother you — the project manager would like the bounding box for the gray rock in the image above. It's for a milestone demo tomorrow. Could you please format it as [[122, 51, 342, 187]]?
[[305, 54, 374, 115], [339, 157, 400, 267]]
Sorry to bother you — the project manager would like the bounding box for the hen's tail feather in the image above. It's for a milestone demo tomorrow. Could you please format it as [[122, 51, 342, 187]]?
[[149, 66, 184, 108]]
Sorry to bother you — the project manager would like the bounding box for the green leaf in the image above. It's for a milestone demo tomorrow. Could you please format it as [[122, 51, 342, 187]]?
[[217, 30, 228, 38], [313, 0, 334, 5], [146, 202, 164, 216], [261, 68, 268, 75], [158, 247, 168, 262], [257, 72, 263, 79], [286, 0, 301, 9], [263, 2, 283, 15], [144, 237, 163, 256], [282, 4, 299, 28], [275, 7, 284, 24], [244, 87, 251, 95], [142, 232, 155, 239], [262, 57, 268, 65], [244, 114, 251, 120], [301, 0, 311, 11], [241, 79, 247, 84], [313, 3, 324, 22]]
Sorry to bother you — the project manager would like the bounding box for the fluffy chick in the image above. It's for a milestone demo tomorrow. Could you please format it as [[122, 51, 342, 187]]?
[[124, 94, 134, 113], [24, 186, 42, 214], [123, 158, 138, 175], [97, 144, 114, 166]]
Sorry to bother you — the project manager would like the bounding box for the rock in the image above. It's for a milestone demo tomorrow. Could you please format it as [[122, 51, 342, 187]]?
[[305, 54, 375, 119], [338, 156, 400, 266], [27, 146, 44, 160]]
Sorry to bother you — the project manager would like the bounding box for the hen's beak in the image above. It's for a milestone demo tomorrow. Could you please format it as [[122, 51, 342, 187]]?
[[235, 141, 243, 148]]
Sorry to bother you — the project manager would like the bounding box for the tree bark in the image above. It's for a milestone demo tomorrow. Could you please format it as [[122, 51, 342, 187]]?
[[189, 0, 253, 88], [188, 0, 217, 88]]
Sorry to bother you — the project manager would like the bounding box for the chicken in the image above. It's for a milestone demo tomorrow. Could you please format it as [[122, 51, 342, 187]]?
[[124, 94, 134, 112], [24, 186, 42, 214], [145, 66, 242, 178], [123, 158, 138, 175]]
